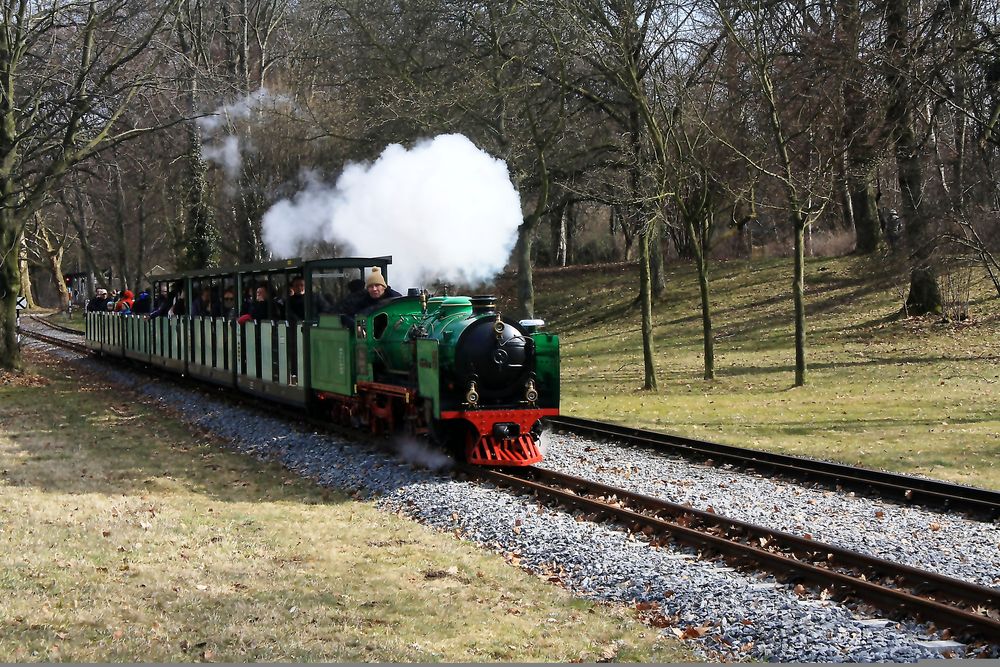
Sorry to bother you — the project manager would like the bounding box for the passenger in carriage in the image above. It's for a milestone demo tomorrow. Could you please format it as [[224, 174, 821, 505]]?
[[168, 289, 187, 316], [221, 289, 238, 320], [132, 290, 152, 314], [237, 284, 279, 323], [150, 285, 184, 318], [287, 275, 306, 322], [337, 268, 400, 316], [151, 284, 170, 312], [86, 288, 111, 313], [192, 287, 219, 317], [113, 290, 135, 313]]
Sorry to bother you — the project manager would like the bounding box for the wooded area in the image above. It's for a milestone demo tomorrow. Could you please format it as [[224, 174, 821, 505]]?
[[2, 0, 998, 384]]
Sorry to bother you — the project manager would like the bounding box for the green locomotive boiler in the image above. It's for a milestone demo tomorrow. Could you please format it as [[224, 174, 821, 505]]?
[[85, 256, 559, 466]]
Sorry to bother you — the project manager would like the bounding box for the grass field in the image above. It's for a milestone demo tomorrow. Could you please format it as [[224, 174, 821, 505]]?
[[516, 253, 1000, 491], [0, 349, 692, 662]]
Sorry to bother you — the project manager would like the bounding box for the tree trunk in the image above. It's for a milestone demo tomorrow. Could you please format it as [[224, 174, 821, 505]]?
[[178, 15, 220, 271], [50, 249, 69, 310], [687, 214, 714, 380], [793, 216, 807, 386], [37, 224, 70, 310], [849, 175, 881, 252], [639, 223, 657, 391], [66, 176, 108, 292], [650, 218, 667, 299], [555, 204, 567, 267], [237, 163, 266, 263], [17, 230, 35, 309], [837, 152, 854, 232], [112, 164, 131, 291], [886, 0, 940, 314], [515, 218, 535, 320], [838, 0, 882, 252], [0, 214, 23, 369]]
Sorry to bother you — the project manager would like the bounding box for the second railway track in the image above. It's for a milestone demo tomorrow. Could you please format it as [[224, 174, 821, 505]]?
[[548, 415, 1000, 519], [470, 464, 1000, 643]]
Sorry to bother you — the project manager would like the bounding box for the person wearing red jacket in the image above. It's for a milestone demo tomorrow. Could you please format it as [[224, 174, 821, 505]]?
[[114, 290, 135, 313]]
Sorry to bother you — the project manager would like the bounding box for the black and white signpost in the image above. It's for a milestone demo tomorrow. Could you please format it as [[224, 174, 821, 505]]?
[[15, 295, 27, 345]]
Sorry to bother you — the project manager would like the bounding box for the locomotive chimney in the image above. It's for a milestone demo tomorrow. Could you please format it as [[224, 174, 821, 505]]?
[[470, 295, 496, 315]]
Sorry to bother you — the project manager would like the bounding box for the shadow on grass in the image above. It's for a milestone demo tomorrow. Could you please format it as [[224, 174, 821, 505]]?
[[716, 353, 1000, 379], [1, 350, 451, 507]]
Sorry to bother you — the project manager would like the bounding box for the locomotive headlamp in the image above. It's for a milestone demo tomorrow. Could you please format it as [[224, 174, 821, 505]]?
[[525, 379, 538, 403], [465, 381, 480, 407]]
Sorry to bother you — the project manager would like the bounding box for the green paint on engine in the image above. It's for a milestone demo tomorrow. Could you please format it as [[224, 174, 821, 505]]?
[[310, 316, 354, 394], [307, 295, 560, 415]]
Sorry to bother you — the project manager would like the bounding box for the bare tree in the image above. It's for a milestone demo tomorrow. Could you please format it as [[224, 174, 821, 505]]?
[[885, 0, 941, 315], [0, 0, 178, 369], [836, 0, 884, 252], [715, 0, 837, 386], [24, 208, 74, 309], [545, 0, 698, 390]]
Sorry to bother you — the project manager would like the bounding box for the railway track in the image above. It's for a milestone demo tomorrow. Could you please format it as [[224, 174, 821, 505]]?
[[548, 415, 1000, 519], [469, 464, 1000, 643], [24, 313, 87, 336], [20, 317, 90, 354]]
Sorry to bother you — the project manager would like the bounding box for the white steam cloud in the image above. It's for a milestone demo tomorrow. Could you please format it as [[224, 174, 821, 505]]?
[[394, 437, 455, 472], [198, 88, 295, 179], [261, 134, 523, 290]]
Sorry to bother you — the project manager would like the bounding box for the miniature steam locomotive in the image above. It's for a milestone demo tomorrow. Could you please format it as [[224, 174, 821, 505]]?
[[85, 256, 559, 466]]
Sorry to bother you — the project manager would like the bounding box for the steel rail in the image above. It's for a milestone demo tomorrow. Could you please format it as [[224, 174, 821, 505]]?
[[20, 327, 91, 355], [547, 415, 1000, 518], [471, 465, 1000, 643], [26, 314, 86, 336]]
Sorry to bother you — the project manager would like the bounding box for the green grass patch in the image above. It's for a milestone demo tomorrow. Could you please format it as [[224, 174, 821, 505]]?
[[524, 255, 1000, 490], [0, 350, 692, 662]]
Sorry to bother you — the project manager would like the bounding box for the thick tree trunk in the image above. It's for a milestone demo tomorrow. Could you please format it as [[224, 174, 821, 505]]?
[[0, 216, 23, 369], [67, 176, 108, 292], [849, 175, 881, 252], [112, 166, 131, 291], [50, 250, 69, 310], [886, 0, 940, 314], [553, 204, 567, 267], [237, 163, 266, 263], [838, 0, 883, 252]]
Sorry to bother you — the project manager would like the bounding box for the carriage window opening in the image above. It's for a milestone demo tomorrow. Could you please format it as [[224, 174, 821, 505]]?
[[310, 269, 363, 316], [373, 312, 389, 339]]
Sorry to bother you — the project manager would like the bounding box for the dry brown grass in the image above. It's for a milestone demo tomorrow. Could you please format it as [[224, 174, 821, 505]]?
[[0, 348, 693, 663]]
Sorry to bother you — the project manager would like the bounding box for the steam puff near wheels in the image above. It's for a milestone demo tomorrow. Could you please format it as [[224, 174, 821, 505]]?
[[261, 134, 523, 291]]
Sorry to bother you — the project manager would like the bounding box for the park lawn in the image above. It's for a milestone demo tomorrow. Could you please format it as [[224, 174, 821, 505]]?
[[0, 349, 692, 663], [526, 254, 1000, 490]]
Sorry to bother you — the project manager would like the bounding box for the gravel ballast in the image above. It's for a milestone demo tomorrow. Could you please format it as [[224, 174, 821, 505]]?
[[20, 330, 1000, 662]]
